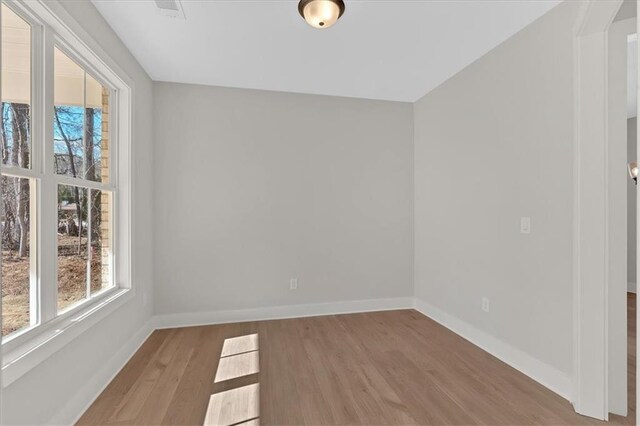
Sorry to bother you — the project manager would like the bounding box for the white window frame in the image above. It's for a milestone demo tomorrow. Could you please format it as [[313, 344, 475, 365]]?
[[1, 0, 132, 386]]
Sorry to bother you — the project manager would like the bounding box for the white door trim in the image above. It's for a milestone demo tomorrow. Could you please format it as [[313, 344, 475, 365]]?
[[635, 4, 639, 425], [572, 0, 624, 420], [606, 16, 635, 418]]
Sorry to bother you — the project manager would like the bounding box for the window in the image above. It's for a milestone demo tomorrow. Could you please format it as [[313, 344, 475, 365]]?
[[53, 47, 113, 313], [1, 1, 126, 345]]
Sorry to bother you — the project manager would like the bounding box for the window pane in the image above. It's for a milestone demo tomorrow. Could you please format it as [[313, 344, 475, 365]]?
[[1, 4, 31, 169], [54, 48, 110, 183], [1, 176, 33, 336], [54, 48, 84, 179], [57, 185, 89, 312], [90, 189, 112, 295], [58, 185, 111, 311]]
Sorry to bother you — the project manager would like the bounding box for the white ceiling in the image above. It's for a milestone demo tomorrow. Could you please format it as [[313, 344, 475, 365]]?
[[92, 0, 561, 102]]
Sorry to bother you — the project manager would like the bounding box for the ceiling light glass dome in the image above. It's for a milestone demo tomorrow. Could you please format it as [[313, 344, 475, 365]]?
[[298, 0, 345, 29]]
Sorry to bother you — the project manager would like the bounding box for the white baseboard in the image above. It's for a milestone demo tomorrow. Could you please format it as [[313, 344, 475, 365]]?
[[414, 298, 572, 402], [48, 320, 155, 426], [153, 297, 415, 329], [628, 282, 636, 293]]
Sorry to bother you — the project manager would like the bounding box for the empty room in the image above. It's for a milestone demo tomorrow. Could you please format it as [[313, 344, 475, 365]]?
[[0, 0, 638, 424]]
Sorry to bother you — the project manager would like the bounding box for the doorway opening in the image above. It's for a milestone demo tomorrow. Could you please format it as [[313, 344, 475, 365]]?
[[626, 31, 638, 424]]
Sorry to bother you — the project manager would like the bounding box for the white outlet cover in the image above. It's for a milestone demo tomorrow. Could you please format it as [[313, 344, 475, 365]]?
[[520, 217, 531, 234], [290, 279, 298, 290], [481, 297, 490, 312]]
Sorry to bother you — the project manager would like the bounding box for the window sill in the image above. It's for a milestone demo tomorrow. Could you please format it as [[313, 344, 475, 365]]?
[[2, 287, 134, 388]]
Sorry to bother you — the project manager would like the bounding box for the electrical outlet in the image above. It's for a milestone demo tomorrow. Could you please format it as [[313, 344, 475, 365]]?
[[520, 217, 531, 234], [290, 278, 298, 290], [482, 297, 490, 312]]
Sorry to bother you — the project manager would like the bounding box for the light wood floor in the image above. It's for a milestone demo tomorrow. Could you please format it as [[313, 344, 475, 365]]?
[[79, 299, 636, 425], [625, 292, 636, 424]]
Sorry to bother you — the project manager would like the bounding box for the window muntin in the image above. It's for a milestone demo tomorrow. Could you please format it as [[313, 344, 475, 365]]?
[[1, 1, 121, 341]]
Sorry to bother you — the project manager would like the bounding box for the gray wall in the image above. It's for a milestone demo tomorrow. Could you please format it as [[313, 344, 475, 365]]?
[[413, 0, 579, 376], [1, 1, 154, 425], [153, 83, 414, 315], [629, 117, 637, 290]]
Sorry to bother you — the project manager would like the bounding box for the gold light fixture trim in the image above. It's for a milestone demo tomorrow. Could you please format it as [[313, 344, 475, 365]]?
[[629, 161, 638, 184], [298, 0, 345, 29]]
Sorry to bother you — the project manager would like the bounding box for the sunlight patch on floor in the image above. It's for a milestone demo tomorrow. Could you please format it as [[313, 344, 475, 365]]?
[[221, 333, 259, 357], [203, 383, 259, 426], [205, 334, 261, 425], [235, 419, 260, 426], [214, 350, 260, 383]]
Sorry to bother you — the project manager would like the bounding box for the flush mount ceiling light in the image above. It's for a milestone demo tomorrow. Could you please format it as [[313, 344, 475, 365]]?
[[298, 0, 345, 29]]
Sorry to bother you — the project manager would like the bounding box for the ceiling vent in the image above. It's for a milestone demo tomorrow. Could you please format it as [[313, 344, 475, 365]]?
[[153, 0, 185, 19]]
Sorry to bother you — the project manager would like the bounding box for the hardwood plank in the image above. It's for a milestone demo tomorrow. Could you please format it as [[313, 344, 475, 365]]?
[[160, 326, 228, 426], [132, 327, 199, 424], [106, 328, 183, 423], [76, 330, 168, 425], [258, 319, 308, 425]]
